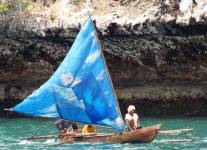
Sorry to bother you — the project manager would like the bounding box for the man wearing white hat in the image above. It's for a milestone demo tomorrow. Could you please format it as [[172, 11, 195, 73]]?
[[125, 105, 139, 131]]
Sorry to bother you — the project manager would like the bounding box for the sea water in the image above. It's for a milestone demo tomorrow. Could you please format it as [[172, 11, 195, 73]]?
[[0, 117, 206, 150]]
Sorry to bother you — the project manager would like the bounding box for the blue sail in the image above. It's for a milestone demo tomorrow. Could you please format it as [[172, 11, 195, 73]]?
[[10, 18, 125, 130]]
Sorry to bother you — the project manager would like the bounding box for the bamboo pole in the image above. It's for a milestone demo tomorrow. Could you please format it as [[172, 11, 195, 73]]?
[[21, 133, 114, 140], [159, 128, 193, 135], [159, 137, 199, 143]]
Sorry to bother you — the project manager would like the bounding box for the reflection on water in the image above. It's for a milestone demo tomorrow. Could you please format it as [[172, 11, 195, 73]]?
[[0, 117, 206, 150]]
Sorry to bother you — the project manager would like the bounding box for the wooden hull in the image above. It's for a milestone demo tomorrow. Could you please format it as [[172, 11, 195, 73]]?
[[63, 124, 161, 144]]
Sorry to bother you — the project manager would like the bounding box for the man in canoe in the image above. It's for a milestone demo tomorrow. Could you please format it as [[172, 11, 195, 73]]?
[[82, 124, 96, 134], [125, 105, 140, 131], [55, 119, 80, 135]]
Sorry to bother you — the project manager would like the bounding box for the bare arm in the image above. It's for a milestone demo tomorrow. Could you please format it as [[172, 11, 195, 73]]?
[[125, 119, 133, 131]]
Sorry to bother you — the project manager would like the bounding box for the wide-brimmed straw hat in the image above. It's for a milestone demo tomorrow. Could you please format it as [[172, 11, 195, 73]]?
[[127, 105, 136, 113]]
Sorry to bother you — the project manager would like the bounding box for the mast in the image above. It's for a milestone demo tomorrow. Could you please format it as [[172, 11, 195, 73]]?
[[88, 13, 125, 130]]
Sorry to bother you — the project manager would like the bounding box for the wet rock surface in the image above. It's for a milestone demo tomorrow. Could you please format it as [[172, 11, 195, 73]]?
[[0, 0, 207, 116]]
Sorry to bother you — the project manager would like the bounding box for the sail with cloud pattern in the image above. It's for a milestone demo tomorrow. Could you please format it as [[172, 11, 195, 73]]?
[[10, 18, 125, 130]]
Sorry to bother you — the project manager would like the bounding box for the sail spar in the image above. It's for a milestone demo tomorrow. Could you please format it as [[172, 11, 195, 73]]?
[[10, 18, 125, 130]]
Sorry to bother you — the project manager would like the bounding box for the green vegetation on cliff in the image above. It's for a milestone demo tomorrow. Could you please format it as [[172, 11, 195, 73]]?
[[0, 3, 10, 13]]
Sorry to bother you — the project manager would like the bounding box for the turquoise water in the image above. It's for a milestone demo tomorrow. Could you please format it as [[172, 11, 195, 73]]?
[[0, 117, 206, 150]]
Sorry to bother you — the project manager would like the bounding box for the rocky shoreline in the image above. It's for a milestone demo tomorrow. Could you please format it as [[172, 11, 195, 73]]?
[[0, 0, 207, 117]]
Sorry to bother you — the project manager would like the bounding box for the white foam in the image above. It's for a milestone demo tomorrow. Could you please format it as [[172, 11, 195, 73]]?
[[43, 138, 56, 145], [19, 140, 31, 145]]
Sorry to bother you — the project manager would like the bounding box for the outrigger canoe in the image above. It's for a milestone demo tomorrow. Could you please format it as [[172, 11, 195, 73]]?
[[22, 124, 195, 144], [61, 124, 161, 144]]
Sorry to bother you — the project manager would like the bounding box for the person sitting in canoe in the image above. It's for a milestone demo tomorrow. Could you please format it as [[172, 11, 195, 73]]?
[[125, 105, 140, 131], [55, 119, 80, 135], [81, 124, 96, 134]]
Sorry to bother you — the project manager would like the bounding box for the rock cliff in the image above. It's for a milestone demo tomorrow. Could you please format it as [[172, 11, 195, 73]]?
[[0, 0, 207, 116]]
